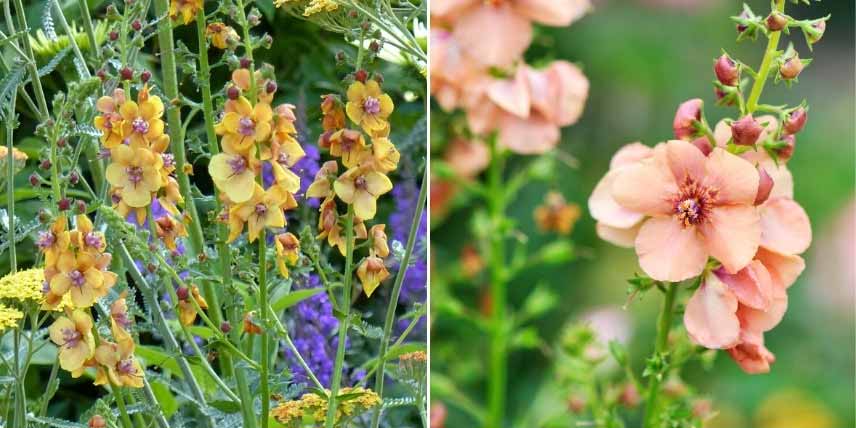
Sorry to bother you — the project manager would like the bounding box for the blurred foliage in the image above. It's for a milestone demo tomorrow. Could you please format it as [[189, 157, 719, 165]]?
[[430, 0, 854, 427]]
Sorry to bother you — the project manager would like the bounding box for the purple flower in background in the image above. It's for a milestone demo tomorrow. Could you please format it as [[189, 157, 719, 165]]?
[[390, 176, 427, 306], [294, 144, 321, 208]]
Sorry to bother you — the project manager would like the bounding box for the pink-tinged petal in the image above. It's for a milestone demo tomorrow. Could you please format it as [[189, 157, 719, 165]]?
[[759, 198, 812, 255], [514, 0, 590, 26], [727, 334, 775, 374], [465, 97, 502, 135], [527, 61, 589, 126], [596, 222, 641, 248], [611, 155, 678, 216], [700, 205, 760, 274], [497, 112, 560, 155], [737, 291, 788, 334], [759, 159, 793, 199], [487, 69, 531, 118], [755, 247, 805, 289], [453, 4, 532, 67], [609, 142, 654, 170], [684, 272, 741, 349], [664, 140, 707, 183], [704, 148, 759, 206], [430, 0, 477, 18], [715, 260, 773, 310], [589, 169, 645, 228], [635, 217, 707, 281]]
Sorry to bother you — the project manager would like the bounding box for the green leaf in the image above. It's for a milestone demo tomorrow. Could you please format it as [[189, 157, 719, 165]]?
[[150, 380, 179, 417], [520, 283, 557, 321], [510, 327, 542, 350], [188, 325, 216, 340], [136, 345, 183, 377], [534, 240, 575, 265], [210, 399, 242, 414], [270, 287, 325, 312]]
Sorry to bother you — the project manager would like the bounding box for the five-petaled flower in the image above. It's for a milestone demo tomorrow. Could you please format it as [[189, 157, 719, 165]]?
[[346, 80, 395, 134], [49, 310, 96, 372]]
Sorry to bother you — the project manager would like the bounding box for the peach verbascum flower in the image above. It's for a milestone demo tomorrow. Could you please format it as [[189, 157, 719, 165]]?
[[94, 89, 126, 149], [227, 184, 296, 243], [49, 310, 96, 372], [274, 232, 300, 278], [50, 251, 116, 308], [607, 140, 762, 282]]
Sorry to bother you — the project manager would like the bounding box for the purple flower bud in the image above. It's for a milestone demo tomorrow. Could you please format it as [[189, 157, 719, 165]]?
[[777, 134, 796, 161], [755, 168, 773, 205], [766, 12, 787, 32], [714, 54, 739, 86], [672, 98, 703, 140], [227, 86, 240, 100], [731, 115, 763, 146], [132, 20, 142, 31], [120, 67, 134, 81], [779, 55, 804, 80], [220, 322, 232, 333], [58, 198, 71, 211], [141, 70, 152, 83], [784, 108, 807, 135]]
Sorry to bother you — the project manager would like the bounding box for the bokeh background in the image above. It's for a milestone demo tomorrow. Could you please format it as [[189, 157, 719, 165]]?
[[430, 0, 854, 427]]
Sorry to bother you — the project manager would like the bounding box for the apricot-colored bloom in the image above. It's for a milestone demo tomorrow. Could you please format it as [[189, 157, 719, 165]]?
[[119, 85, 166, 148], [306, 161, 338, 200], [369, 224, 389, 258], [94, 337, 143, 388], [333, 167, 393, 220], [206, 22, 239, 49], [68, 215, 106, 254], [178, 285, 208, 326], [208, 152, 258, 203], [346, 80, 394, 134], [49, 310, 96, 372], [169, 0, 202, 25], [105, 145, 164, 208], [610, 140, 761, 281], [320, 94, 346, 131], [534, 192, 581, 235], [328, 129, 369, 168], [366, 137, 400, 173], [274, 232, 300, 278], [50, 252, 116, 308], [37, 215, 70, 267], [443, 138, 489, 179], [242, 311, 262, 335], [94, 90, 126, 148], [216, 96, 274, 155], [357, 256, 390, 298], [228, 184, 292, 243], [155, 215, 189, 251]]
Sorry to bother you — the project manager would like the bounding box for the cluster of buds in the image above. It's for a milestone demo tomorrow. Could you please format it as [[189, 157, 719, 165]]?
[[305, 69, 400, 297], [207, 66, 305, 281]]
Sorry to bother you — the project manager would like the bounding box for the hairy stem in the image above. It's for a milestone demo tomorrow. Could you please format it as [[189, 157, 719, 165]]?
[[746, 0, 786, 113], [486, 136, 507, 428], [5, 96, 17, 273], [642, 283, 678, 428]]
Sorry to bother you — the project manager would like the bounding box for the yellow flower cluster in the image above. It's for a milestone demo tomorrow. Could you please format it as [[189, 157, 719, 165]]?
[[205, 22, 240, 50], [48, 295, 143, 388], [208, 68, 305, 277], [269, 386, 381, 426], [0, 268, 73, 311], [0, 304, 23, 332], [94, 86, 186, 227], [169, 0, 203, 26], [306, 77, 400, 297], [0, 146, 28, 173], [273, 0, 339, 17]]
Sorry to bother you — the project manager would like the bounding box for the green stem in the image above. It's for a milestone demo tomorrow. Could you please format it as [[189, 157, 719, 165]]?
[[746, 0, 786, 114], [258, 230, 271, 428], [11, 0, 50, 120], [325, 206, 356, 428], [76, 0, 100, 61], [51, 0, 91, 79], [113, 385, 134, 428], [642, 283, 678, 428], [141, 378, 171, 428], [5, 96, 17, 273], [370, 168, 427, 428], [486, 136, 507, 428]]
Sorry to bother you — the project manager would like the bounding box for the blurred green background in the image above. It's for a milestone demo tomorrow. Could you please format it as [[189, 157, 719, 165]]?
[[430, 0, 854, 427]]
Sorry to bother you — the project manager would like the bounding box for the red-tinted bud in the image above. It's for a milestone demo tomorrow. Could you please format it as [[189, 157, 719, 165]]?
[[672, 98, 703, 140], [265, 80, 277, 94], [690, 137, 712, 156], [779, 54, 804, 80], [75, 200, 87, 214], [140, 70, 152, 83], [755, 168, 774, 205], [58, 198, 71, 211], [348, 10, 358, 19], [567, 394, 586, 414], [736, 11, 750, 33], [220, 321, 232, 333], [96, 69, 107, 81], [777, 134, 796, 161], [731, 115, 763, 146], [354, 69, 368, 83], [57, 138, 67, 148], [69, 171, 80, 185], [132, 20, 142, 31], [618, 383, 641, 408], [120, 67, 134, 81], [29, 173, 40, 186], [89, 415, 107, 428], [227, 86, 240, 100], [176, 286, 189, 301], [361, 21, 371, 31], [808, 20, 826, 44], [369, 40, 380, 53], [40, 159, 52, 170], [240, 58, 252, 68], [765, 12, 787, 32], [714, 54, 739, 86], [109, 31, 119, 41], [335, 51, 346, 62], [784, 108, 807, 134]]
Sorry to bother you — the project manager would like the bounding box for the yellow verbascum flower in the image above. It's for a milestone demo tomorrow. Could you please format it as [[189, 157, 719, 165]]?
[[357, 256, 389, 298], [94, 338, 144, 388], [178, 285, 208, 326], [155, 216, 189, 251], [94, 89, 126, 149], [328, 129, 369, 168], [49, 252, 116, 308], [105, 145, 164, 208], [208, 152, 258, 203], [49, 310, 96, 372], [216, 96, 274, 155], [205, 22, 239, 49], [68, 215, 106, 254], [274, 233, 300, 278], [228, 184, 295, 243], [346, 80, 394, 133], [366, 137, 400, 173], [119, 85, 166, 148], [36, 215, 70, 267], [369, 224, 389, 257], [305, 160, 338, 199], [333, 167, 393, 220], [169, 0, 202, 25]]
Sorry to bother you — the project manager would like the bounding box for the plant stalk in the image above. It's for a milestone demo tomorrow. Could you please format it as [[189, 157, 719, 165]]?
[[486, 136, 507, 428], [642, 283, 678, 428], [746, 0, 786, 113]]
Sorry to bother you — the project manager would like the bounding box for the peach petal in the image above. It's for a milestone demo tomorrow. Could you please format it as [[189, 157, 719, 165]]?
[[609, 142, 654, 170], [635, 217, 707, 281], [759, 198, 812, 255], [589, 169, 645, 228], [700, 205, 760, 274], [755, 247, 805, 289], [497, 112, 560, 155], [527, 61, 589, 126], [727, 334, 775, 374], [430, 0, 477, 18], [611, 157, 677, 217], [453, 4, 532, 67], [595, 222, 641, 248], [514, 0, 590, 26], [684, 272, 741, 349], [715, 260, 773, 310], [704, 148, 759, 206], [664, 140, 707, 183], [737, 291, 787, 334], [487, 68, 531, 118]]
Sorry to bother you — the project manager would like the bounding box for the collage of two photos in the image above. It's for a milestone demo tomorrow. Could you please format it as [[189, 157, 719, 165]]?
[[0, 0, 854, 427]]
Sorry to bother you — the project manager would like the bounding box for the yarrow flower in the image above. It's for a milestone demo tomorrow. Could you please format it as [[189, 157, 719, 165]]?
[[0, 304, 23, 331], [269, 386, 380, 426]]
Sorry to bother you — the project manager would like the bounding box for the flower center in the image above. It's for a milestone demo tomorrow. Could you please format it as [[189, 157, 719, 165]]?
[[132, 117, 149, 134], [363, 97, 381, 115], [84, 232, 102, 249], [277, 152, 290, 165], [62, 328, 81, 347], [36, 231, 56, 249], [114, 313, 131, 329], [69, 270, 86, 287], [673, 177, 716, 227], [162, 154, 175, 169], [354, 176, 368, 190], [229, 156, 248, 175], [126, 166, 144, 185], [676, 199, 701, 225], [239, 117, 256, 136], [117, 358, 137, 375], [255, 203, 268, 216]]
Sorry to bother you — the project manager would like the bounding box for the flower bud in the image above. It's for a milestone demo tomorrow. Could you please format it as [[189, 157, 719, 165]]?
[[736, 11, 750, 34], [109, 31, 119, 41], [335, 51, 346, 63], [348, 10, 358, 19], [361, 21, 371, 31], [140, 70, 152, 83], [354, 69, 368, 83], [618, 383, 641, 408], [731, 115, 763, 146], [240, 58, 252, 69], [75, 200, 87, 214], [69, 171, 80, 185], [105, 4, 118, 18], [120, 67, 134, 81], [779, 54, 804, 80], [220, 321, 232, 333], [132, 20, 142, 31], [672, 98, 703, 140], [714, 54, 739, 86], [40, 159, 52, 170], [369, 40, 381, 53], [777, 134, 796, 161], [766, 12, 787, 32], [248, 10, 261, 26], [89, 415, 107, 428], [755, 168, 773, 205], [29, 173, 40, 186], [784, 108, 807, 134], [265, 80, 277, 94], [57, 138, 67, 148], [176, 286, 189, 301], [567, 394, 586, 414], [96, 68, 107, 81], [146, 261, 157, 272], [227, 86, 240, 100], [58, 198, 71, 211], [690, 137, 712, 156], [807, 20, 826, 44], [38, 209, 50, 224]]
